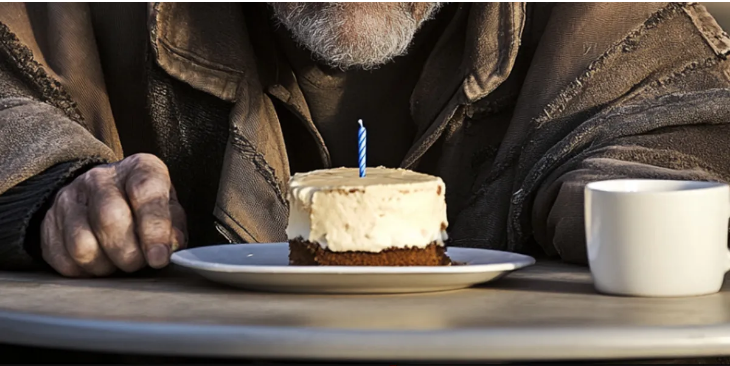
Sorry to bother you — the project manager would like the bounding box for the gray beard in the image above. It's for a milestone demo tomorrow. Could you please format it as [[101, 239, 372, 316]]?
[[271, 3, 442, 70]]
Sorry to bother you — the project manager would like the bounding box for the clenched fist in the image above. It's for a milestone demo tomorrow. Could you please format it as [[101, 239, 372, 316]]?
[[41, 153, 187, 277]]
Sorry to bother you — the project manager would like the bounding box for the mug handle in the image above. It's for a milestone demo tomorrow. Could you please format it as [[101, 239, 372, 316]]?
[[726, 201, 730, 272]]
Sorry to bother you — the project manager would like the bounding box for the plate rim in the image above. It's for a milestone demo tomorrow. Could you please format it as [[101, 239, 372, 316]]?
[[170, 243, 536, 274]]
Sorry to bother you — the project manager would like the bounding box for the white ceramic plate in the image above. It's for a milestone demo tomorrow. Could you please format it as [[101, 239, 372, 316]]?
[[171, 243, 535, 294]]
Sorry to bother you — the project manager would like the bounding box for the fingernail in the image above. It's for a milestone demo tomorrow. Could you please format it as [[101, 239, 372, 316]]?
[[170, 230, 182, 252], [147, 244, 170, 268]]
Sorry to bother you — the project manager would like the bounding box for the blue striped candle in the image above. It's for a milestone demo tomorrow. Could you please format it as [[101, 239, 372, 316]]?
[[358, 119, 367, 177]]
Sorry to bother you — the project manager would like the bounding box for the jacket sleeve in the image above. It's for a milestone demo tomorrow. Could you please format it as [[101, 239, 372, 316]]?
[[0, 63, 116, 270], [532, 104, 730, 265], [523, 2, 730, 265], [0, 159, 103, 269]]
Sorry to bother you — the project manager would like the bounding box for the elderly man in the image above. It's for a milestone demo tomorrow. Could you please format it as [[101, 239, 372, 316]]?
[[0, 3, 729, 277]]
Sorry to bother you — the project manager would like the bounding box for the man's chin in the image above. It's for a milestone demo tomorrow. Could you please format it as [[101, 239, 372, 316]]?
[[270, 2, 443, 70], [306, 41, 411, 71]]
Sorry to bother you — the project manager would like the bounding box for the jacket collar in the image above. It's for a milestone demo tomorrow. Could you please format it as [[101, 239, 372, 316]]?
[[148, 2, 250, 102], [405, 2, 526, 167], [148, 2, 525, 161]]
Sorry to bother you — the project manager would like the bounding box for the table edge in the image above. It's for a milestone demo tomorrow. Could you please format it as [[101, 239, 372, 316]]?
[[1, 310, 730, 361]]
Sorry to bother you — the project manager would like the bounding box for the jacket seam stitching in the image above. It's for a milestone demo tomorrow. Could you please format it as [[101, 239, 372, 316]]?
[[533, 3, 684, 127], [582, 144, 727, 181], [156, 39, 245, 77], [469, 2, 686, 201], [0, 21, 87, 129], [681, 3, 730, 57], [229, 126, 288, 208], [507, 89, 730, 250], [214, 205, 259, 243], [150, 3, 244, 78], [630, 56, 720, 98]]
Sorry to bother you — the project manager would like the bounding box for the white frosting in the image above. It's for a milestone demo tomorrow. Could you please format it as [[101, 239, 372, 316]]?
[[285, 167, 448, 253]]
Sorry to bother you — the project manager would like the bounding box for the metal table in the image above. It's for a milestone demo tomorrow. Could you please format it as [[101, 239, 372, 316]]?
[[1, 261, 730, 362]]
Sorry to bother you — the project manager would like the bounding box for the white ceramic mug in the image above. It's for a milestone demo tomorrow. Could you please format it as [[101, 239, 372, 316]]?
[[584, 179, 730, 297]]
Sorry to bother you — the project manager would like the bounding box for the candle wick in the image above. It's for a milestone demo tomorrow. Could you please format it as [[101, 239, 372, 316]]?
[[358, 119, 364, 127]]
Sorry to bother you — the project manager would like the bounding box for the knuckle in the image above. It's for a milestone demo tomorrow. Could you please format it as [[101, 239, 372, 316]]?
[[135, 152, 163, 164], [96, 202, 133, 230], [65, 234, 96, 264], [141, 216, 170, 232], [139, 218, 172, 243], [128, 176, 169, 203], [122, 154, 141, 168], [126, 153, 167, 171], [55, 187, 76, 207], [101, 239, 145, 272], [83, 167, 110, 185]]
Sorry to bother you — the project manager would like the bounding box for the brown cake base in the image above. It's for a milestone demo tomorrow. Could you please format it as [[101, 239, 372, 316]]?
[[289, 239, 451, 266]]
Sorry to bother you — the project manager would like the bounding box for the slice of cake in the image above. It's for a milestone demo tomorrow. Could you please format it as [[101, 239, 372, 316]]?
[[286, 167, 450, 266]]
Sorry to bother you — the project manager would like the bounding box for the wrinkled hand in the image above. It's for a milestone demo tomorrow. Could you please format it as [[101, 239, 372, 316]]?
[[41, 153, 187, 277]]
